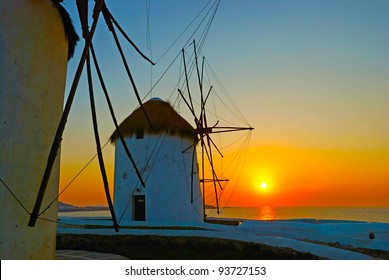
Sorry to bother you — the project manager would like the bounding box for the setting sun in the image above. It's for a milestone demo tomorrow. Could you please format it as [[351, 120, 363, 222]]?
[[260, 182, 268, 189]]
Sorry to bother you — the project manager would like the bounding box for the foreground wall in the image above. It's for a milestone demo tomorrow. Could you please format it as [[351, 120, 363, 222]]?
[[0, 0, 68, 259]]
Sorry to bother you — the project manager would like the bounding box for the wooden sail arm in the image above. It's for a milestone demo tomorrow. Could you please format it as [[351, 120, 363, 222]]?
[[208, 135, 223, 158], [177, 89, 201, 127], [201, 137, 223, 191], [90, 44, 146, 189], [199, 86, 213, 125], [108, 11, 155, 65], [182, 49, 196, 114], [86, 53, 119, 232], [198, 126, 254, 134], [200, 179, 229, 183], [100, 4, 153, 129]]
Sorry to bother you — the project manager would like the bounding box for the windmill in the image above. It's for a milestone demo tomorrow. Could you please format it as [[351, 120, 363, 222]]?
[[177, 40, 254, 219]]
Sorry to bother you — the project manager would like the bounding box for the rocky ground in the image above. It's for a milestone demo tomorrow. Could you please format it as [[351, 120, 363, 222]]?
[[304, 240, 389, 260]]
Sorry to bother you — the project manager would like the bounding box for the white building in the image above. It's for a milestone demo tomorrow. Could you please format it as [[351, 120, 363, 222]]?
[[111, 98, 204, 224]]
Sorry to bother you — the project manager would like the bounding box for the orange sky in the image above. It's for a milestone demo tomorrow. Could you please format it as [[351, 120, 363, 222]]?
[[58, 144, 389, 207], [219, 146, 389, 207]]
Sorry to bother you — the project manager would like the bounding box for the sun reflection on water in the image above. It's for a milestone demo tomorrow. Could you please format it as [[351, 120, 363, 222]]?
[[256, 206, 277, 220]]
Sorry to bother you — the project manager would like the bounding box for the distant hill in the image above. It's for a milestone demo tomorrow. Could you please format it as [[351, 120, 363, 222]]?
[[58, 201, 108, 212]]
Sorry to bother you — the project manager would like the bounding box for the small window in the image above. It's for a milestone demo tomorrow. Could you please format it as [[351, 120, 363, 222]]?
[[136, 129, 144, 139]]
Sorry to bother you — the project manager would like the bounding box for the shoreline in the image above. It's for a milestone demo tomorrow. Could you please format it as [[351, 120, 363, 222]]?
[[58, 206, 389, 224]]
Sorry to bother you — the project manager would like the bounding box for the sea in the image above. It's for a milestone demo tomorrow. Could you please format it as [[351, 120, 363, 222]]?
[[59, 206, 389, 223]]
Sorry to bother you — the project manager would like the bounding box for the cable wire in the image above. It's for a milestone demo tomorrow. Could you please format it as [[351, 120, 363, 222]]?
[[0, 177, 31, 215]]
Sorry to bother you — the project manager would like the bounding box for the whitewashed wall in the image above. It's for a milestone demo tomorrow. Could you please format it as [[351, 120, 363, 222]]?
[[114, 134, 204, 224], [0, 0, 68, 259]]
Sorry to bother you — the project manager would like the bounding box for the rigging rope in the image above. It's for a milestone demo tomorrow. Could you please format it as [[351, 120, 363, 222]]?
[[0, 178, 31, 215], [145, 0, 152, 52], [197, 0, 221, 53], [155, 0, 214, 64], [39, 140, 110, 216], [142, 0, 220, 103], [109, 12, 155, 65], [218, 131, 252, 212], [146, 0, 154, 99], [0, 176, 95, 227], [142, 51, 182, 102], [204, 58, 251, 126]]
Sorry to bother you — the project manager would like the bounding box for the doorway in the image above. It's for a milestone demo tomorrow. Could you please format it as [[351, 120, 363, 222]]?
[[133, 195, 146, 221]]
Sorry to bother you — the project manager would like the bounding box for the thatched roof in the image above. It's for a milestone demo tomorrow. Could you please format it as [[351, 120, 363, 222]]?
[[110, 98, 196, 143]]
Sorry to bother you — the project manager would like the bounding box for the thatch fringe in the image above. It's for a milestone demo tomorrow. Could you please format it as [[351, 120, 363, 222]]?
[[52, 0, 79, 60], [110, 99, 196, 143]]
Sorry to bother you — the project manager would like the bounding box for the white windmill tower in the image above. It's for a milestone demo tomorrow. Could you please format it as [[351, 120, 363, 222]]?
[[0, 0, 78, 259], [111, 41, 254, 224], [111, 98, 204, 224]]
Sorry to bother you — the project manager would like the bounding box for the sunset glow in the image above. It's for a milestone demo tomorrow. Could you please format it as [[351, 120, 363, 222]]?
[[57, 1, 389, 209]]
